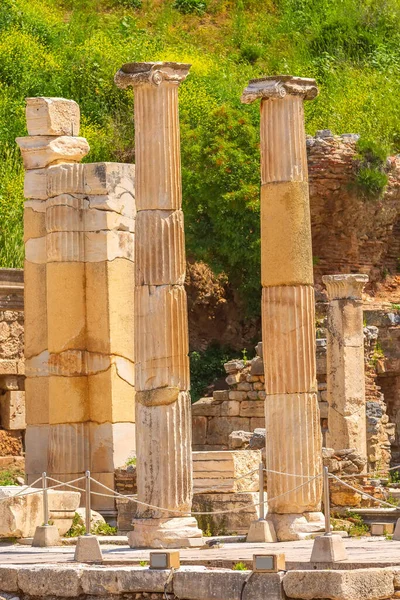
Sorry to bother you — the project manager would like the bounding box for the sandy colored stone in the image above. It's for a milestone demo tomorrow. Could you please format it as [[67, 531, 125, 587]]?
[[173, 569, 248, 600], [25, 235, 46, 264], [0, 565, 19, 592], [47, 262, 86, 353], [24, 262, 47, 358], [74, 535, 103, 562], [207, 416, 250, 446], [48, 376, 89, 423], [135, 284, 189, 391], [282, 568, 394, 600], [136, 209, 185, 285], [246, 519, 277, 543], [270, 512, 325, 542], [25, 424, 49, 475], [0, 390, 25, 430], [128, 516, 203, 549], [24, 207, 46, 241], [310, 534, 348, 562], [26, 97, 80, 136], [192, 397, 222, 417], [193, 450, 261, 493], [266, 392, 322, 513], [32, 524, 61, 547], [240, 400, 264, 417], [262, 285, 316, 395], [85, 259, 135, 361], [17, 135, 90, 170], [18, 565, 83, 597], [261, 182, 313, 287], [88, 365, 135, 423]]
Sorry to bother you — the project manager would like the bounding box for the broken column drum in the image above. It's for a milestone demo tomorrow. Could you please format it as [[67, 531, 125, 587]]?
[[241, 76, 323, 541], [323, 274, 368, 459], [17, 97, 136, 511], [114, 62, 203, 548]]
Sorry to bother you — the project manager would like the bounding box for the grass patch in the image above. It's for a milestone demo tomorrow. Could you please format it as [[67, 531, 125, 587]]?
[[0, 466, 24, 486]]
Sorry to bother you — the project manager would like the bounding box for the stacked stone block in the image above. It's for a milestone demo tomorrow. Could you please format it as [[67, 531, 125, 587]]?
[[115, 62, 202, 547], [17, 97, 136, 510]]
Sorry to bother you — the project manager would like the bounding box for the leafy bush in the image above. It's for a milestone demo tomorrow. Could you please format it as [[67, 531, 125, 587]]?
[[354, 137, 389, 199], [173, 0, 207, 15], [65, 513, 117, 537], [232, 562, 248, 571], [0, 466, 24, 486], [189, 344, 240, 402]]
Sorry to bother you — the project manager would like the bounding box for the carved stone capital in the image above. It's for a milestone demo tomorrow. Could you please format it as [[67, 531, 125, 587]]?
[[241, 75, 319, 104], [114, 61, 191, 89], [322, 274, 369, 300]]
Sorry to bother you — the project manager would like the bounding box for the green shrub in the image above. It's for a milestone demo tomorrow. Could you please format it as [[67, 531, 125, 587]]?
[[189, 344, 242, 402], [232, 562, 248, 571], [0, 467, 24, 486], [173, 0, 207, 14], [354, 137, 389, 198]]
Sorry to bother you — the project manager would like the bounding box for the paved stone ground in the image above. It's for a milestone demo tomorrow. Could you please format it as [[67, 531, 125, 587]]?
[[2, 537, 400, 568]]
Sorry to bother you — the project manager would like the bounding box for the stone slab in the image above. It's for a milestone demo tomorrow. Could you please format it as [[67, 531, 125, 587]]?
[[26, 97, 80, 137]]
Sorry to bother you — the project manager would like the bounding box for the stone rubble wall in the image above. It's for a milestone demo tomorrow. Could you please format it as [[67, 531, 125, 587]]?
[[308, 131, 400, 289], [0, 269, 25, 462]]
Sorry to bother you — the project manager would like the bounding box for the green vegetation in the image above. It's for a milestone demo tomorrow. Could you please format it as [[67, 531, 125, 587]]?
[[354, 137, 389, 198], [1, 0, 400, 312], [0, 466, 24, 486], [232, 562, 248, 571], [125, 456, 137, 466], [139, 560, 148, 567], [65, 513, 117, 537], [389, 469, 400, 484], [369, 341, 385, 367], [189, 344, 241, 402]]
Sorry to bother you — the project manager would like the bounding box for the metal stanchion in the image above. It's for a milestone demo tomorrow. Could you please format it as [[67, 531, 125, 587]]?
[[259, 463, 265, 521], [323, 466, 331, 535], [42, 471, 49, 526], [246, 463, 277, 542], [85, 470, 91, 535]]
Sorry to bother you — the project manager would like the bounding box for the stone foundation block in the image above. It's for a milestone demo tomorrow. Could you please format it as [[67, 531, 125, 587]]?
[[0, 390, 26, 430], [243, 573, 285, 600], [17, 136, 90, 170], [173, 570, 249, 600], [0, 565, 19, 592], [193, 450, 261, 493], [18, 565, 83, 597], [192, 492, 265, 535], [283, 568, 394, 600]]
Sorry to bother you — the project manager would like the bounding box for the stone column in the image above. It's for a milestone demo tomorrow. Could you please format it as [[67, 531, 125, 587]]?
[[115, 62, 203, 547], [323, 274, 368, 459], [17, 98, 136, 512], [241, 76, 323, 541]]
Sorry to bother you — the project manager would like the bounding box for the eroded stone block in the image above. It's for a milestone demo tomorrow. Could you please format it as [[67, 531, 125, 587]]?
[[17, 136, 90, 170], [26, 97, 80, 136], [0, 390, 25, 430]]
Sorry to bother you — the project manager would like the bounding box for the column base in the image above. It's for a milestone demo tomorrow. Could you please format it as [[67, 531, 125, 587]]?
[[32, 525, 61, 547], [246, 519, 277, 543], [269, 512, 325, 541], [128, 517, 204, 549], [310, 534, 348, 562]]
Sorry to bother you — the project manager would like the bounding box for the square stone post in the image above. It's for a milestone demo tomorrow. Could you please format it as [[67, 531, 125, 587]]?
[[17, 98, 136, 512], [323, 274, 368, 459], [115, 62, 203, 548], [241, 76, 324, 541]]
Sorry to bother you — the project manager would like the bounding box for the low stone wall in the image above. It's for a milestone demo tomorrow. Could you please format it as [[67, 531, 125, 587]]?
[[0, 563, 399, 600]]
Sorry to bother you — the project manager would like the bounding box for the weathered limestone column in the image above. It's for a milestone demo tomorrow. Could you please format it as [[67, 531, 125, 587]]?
[[323, 274, 368, 458], [241, 76, 323, 541], [17, 98, 136, 511], [115, 62, 203, 547]]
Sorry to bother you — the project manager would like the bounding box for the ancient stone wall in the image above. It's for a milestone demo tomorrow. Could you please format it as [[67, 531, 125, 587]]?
[[0, 269, 25, 462]]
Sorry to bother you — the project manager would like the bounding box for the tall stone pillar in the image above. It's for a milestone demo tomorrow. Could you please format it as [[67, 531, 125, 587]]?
[[323, 274, 368, 458], [17, 98, 136, 512], [241, 76, 323, 541], [115, 62, 203, 547]]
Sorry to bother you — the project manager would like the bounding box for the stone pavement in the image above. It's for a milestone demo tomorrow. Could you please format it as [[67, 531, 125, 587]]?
[[2, 537, 400, 568]]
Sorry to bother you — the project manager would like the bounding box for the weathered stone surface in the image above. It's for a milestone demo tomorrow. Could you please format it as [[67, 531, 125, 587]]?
[[243, 573, 284, 600], [282, 568, 394, 600], [74, 534, 103, 562], [246, 519, 277, 543], [206, 416, 250, 446], [0, 565, 19, 592], [270, 512, 325, 542], [128, 516, 203, 549], [32, 523, 61, 547], [193, 450, 260, 493], [173, 569, 248, 600], [192, 397, 222, 417], [135, 285, 189, 391], [17, 136, 90, 170], [26, 97, 80, 136], [192, 491, 264, 535], [0, 390, 25, 430], [261, 182, 313, 286], [18, 566, 83, 597], [310, 534, 348, 562], [228, 430, 252, 449]]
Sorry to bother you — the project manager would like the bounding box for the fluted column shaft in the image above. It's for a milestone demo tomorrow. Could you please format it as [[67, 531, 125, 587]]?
[[242, 77, 322, 515], [323, 274, 368, 458], [115, 62, 202, 547]]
